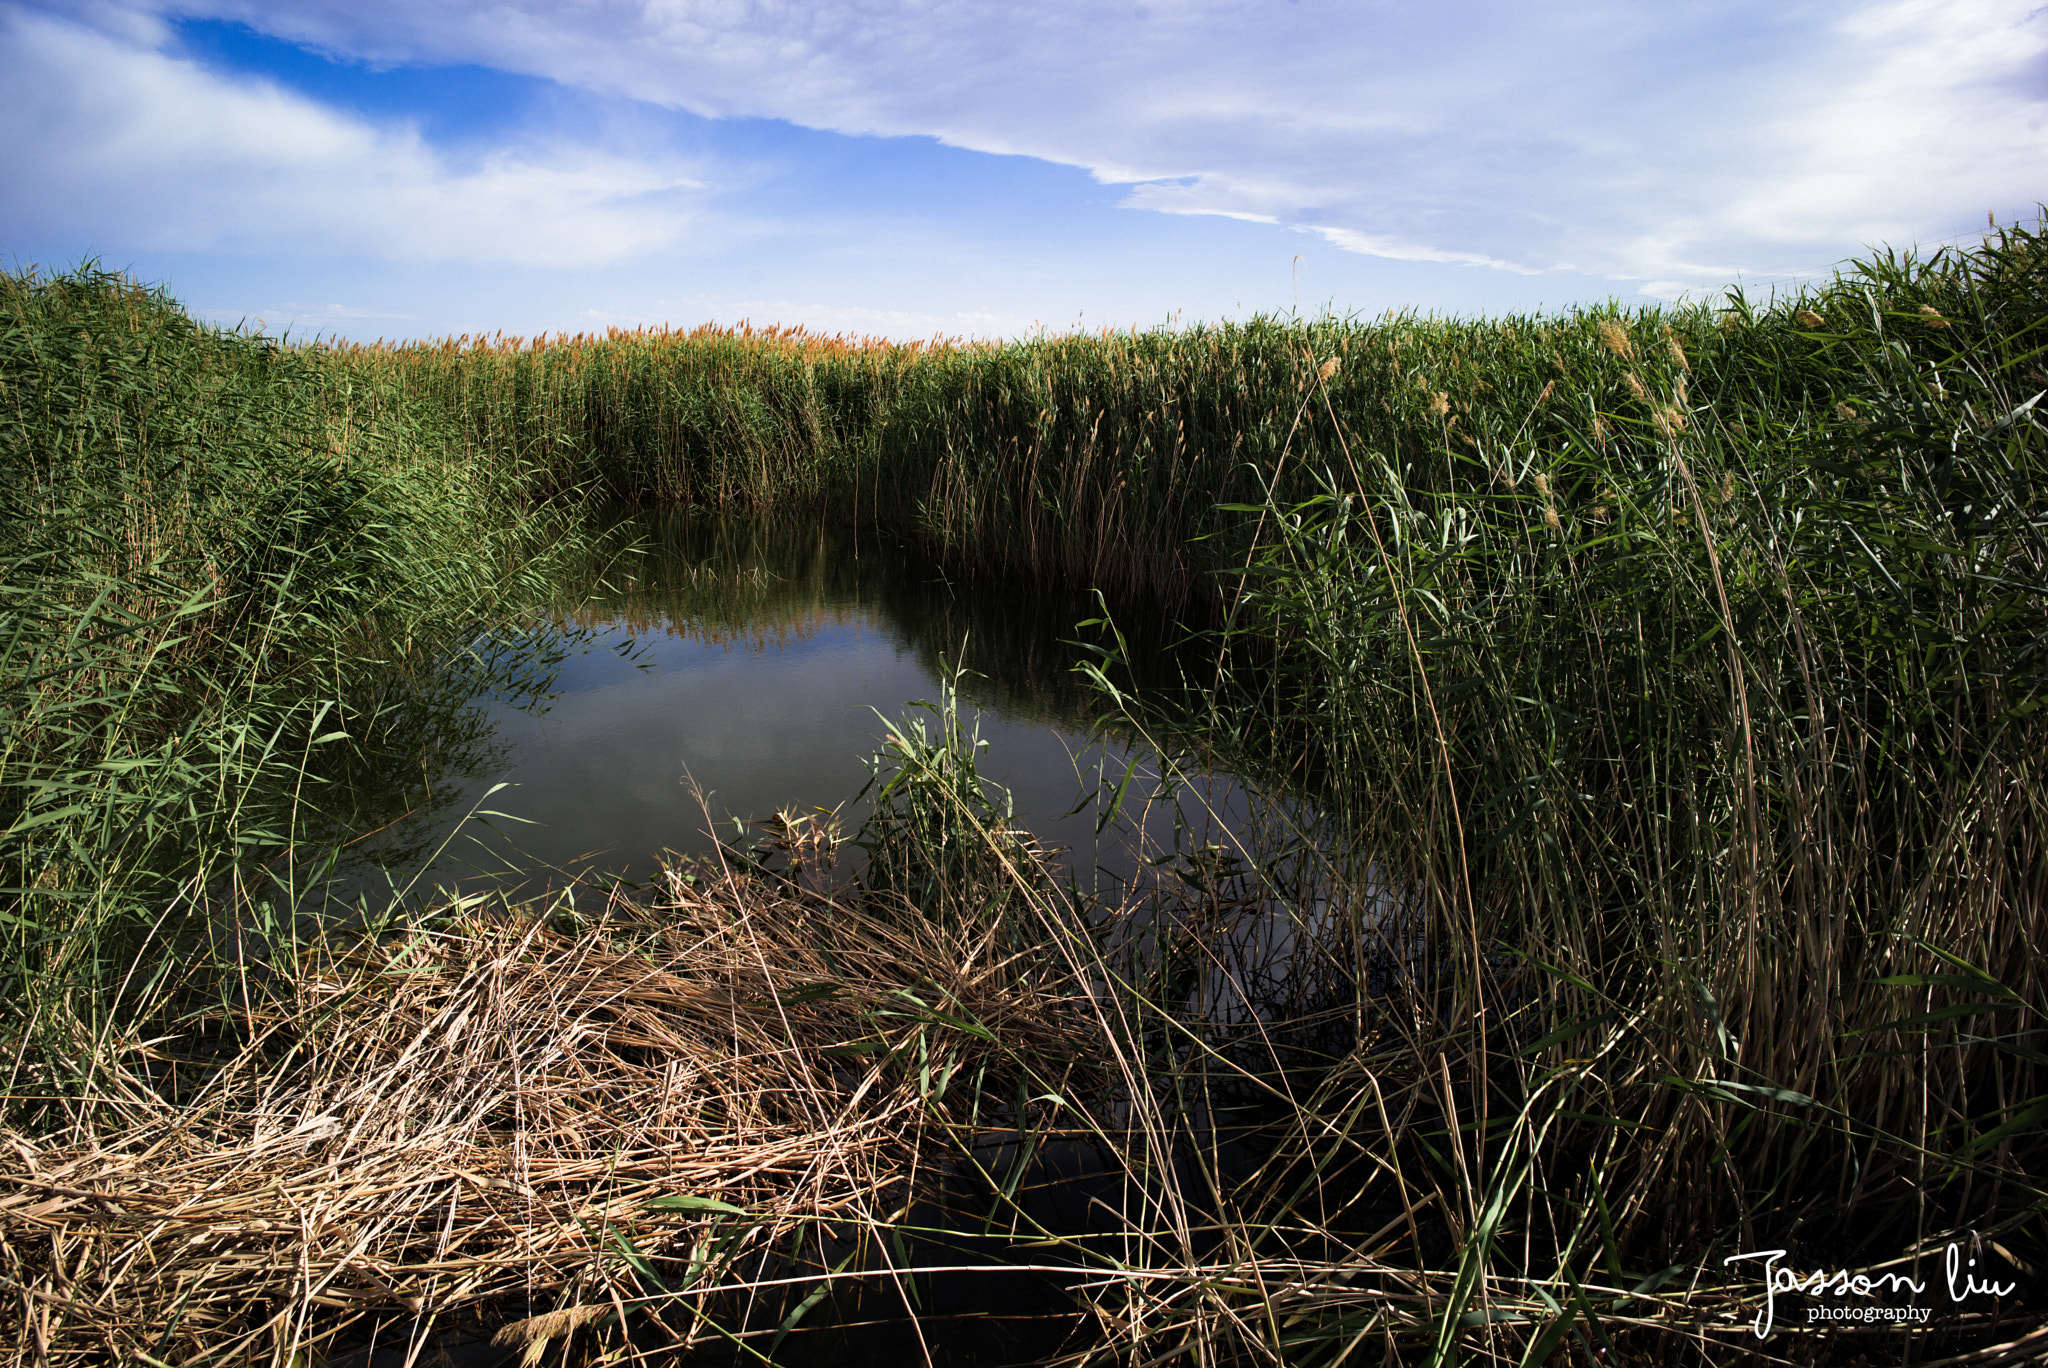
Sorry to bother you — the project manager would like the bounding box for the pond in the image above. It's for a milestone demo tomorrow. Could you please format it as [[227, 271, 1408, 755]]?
[[316, 507, 1250, 917], [305, 510, 1357, 1368]]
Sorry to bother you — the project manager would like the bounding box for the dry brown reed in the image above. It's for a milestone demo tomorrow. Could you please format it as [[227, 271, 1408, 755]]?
[[0, 854, 1109, 1365], [1597, 319, 1634, 359]]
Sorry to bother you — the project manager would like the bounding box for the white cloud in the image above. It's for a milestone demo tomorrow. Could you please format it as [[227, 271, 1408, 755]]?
[[128, 0, 2044, 289], [1304, 226, 1529, 275], [0, 4, 711, 265]]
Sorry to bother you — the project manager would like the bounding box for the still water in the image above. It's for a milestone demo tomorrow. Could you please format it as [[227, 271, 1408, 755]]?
[[323, 508, 1245, 910]]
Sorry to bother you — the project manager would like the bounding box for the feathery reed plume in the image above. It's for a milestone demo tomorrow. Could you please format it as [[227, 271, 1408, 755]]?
[[1663, 323, 1691, 371], [492, 1305, 611, 1349], [1597, 319, 1634, 358]]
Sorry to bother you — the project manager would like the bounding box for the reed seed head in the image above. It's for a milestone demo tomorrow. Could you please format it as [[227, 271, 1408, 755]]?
[[1319, 356, 1340, 379], [1654, 406, 1688, 438], [1664, 326, 1690, 372], [1597, 320, 1634, 359], [1532, 471, 1551, 499], [1542, 504, 1563, 532], [1835, 402, 1858, 421], [1919, 304, 1952, 329], [1429, 391, 1450, 418], [494, 1305, 611, 1348], [1624, 372, 1648, 402], [1796, 309, 1826, 328]]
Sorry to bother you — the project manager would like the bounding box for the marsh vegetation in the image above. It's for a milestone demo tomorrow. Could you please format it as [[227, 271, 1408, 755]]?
[[3, 222, 2045, 1366]]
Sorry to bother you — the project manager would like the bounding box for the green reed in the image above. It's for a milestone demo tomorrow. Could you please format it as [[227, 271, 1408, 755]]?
[[328, 312, 1514, 614], [332, 220, 2047, 1362], [1152, 222, 2048, 1362], [0, 266, 582, 1106], [326, 323, 911, 511]]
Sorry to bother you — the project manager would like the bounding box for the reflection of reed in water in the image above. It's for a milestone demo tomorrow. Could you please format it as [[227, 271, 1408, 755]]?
[[564, 564, 849, 656], [548, 506, 1212, 735], [291, 623, 601, 903]]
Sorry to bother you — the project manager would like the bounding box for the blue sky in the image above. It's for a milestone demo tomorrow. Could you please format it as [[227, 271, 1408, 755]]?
[[4, 0, 2042, 341]]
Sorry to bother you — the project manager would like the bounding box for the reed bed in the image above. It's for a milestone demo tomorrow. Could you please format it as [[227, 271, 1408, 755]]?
[[1155, 222, 2048, 1361], [5, 219, 2044, 1365], [325, 322, 937, 514], [327, 233, 2042, 629]]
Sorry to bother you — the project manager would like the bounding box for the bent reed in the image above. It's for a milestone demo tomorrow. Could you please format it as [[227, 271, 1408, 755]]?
[[5, 221, 2047, 1365]]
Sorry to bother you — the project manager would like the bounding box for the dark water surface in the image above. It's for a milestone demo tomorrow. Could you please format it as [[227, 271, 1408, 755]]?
[[323, 507, 1245, 912]]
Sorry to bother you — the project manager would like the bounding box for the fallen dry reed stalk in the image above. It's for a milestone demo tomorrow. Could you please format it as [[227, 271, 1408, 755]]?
[[0, 854, 1111, 1366]]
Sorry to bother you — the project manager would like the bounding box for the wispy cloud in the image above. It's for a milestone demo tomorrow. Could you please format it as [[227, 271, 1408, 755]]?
[[1, 4, 712, 266], [9, 0, 2040, 341], [122, 0, 2047, 289]]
